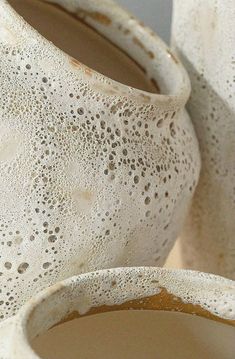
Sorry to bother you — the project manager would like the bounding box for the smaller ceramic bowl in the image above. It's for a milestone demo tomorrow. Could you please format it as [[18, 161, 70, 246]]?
[[0, 267, 234, 358]]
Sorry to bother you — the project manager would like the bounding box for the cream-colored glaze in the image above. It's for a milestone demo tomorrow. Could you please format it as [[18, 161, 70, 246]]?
[[172, 0, 235, 279], [0, 267, 234, 358], [8, 0, 157, 92], [0, 0, 200, 321], [32, 310, 235, 359]]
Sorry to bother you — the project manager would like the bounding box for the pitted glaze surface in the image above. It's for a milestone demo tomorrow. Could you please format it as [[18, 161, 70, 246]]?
[[0, 0, 200, 320]]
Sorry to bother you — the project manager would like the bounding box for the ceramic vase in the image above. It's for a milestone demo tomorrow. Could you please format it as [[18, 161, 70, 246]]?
[[172, 0, 235, 279], [0, 0, 200, 320], [0, 267, 234, 358]]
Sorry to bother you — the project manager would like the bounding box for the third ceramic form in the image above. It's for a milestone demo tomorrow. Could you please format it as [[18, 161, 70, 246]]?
[[172, 0, 235, 279]]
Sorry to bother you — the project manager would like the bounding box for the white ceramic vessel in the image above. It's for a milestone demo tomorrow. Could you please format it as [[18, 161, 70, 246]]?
[[172, 0, 235, 279], [0, 0, 200, 320], [0, 267, 234, 358]]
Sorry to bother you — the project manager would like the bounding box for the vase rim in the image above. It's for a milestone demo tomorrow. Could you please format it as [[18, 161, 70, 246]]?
[[1, 0, 190, 108], [8, 267, 235, 358]]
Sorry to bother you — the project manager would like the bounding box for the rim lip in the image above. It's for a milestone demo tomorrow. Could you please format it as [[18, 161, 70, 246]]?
[[3, 0, 191, 107], [10, 267, 235, 358]]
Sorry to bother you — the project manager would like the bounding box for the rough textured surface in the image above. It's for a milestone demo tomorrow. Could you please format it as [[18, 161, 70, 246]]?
[[0, 0, 200, 320], [172, 0, 235, 279], [0, 267, 235, 358]]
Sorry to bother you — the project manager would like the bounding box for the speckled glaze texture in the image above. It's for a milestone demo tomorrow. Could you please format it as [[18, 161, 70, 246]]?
[[172, 0, 235, 279], [0, 0, 200, 320], [0, 267, 234, 358]]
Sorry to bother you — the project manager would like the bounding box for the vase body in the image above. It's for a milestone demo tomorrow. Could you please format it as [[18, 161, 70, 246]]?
[[172, 0, 235, 279], [0, 267, 234, 358], [0, 0, 200, 320]]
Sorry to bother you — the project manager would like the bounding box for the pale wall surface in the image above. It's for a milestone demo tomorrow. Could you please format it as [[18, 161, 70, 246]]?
[[116, 0, 173, 43]]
